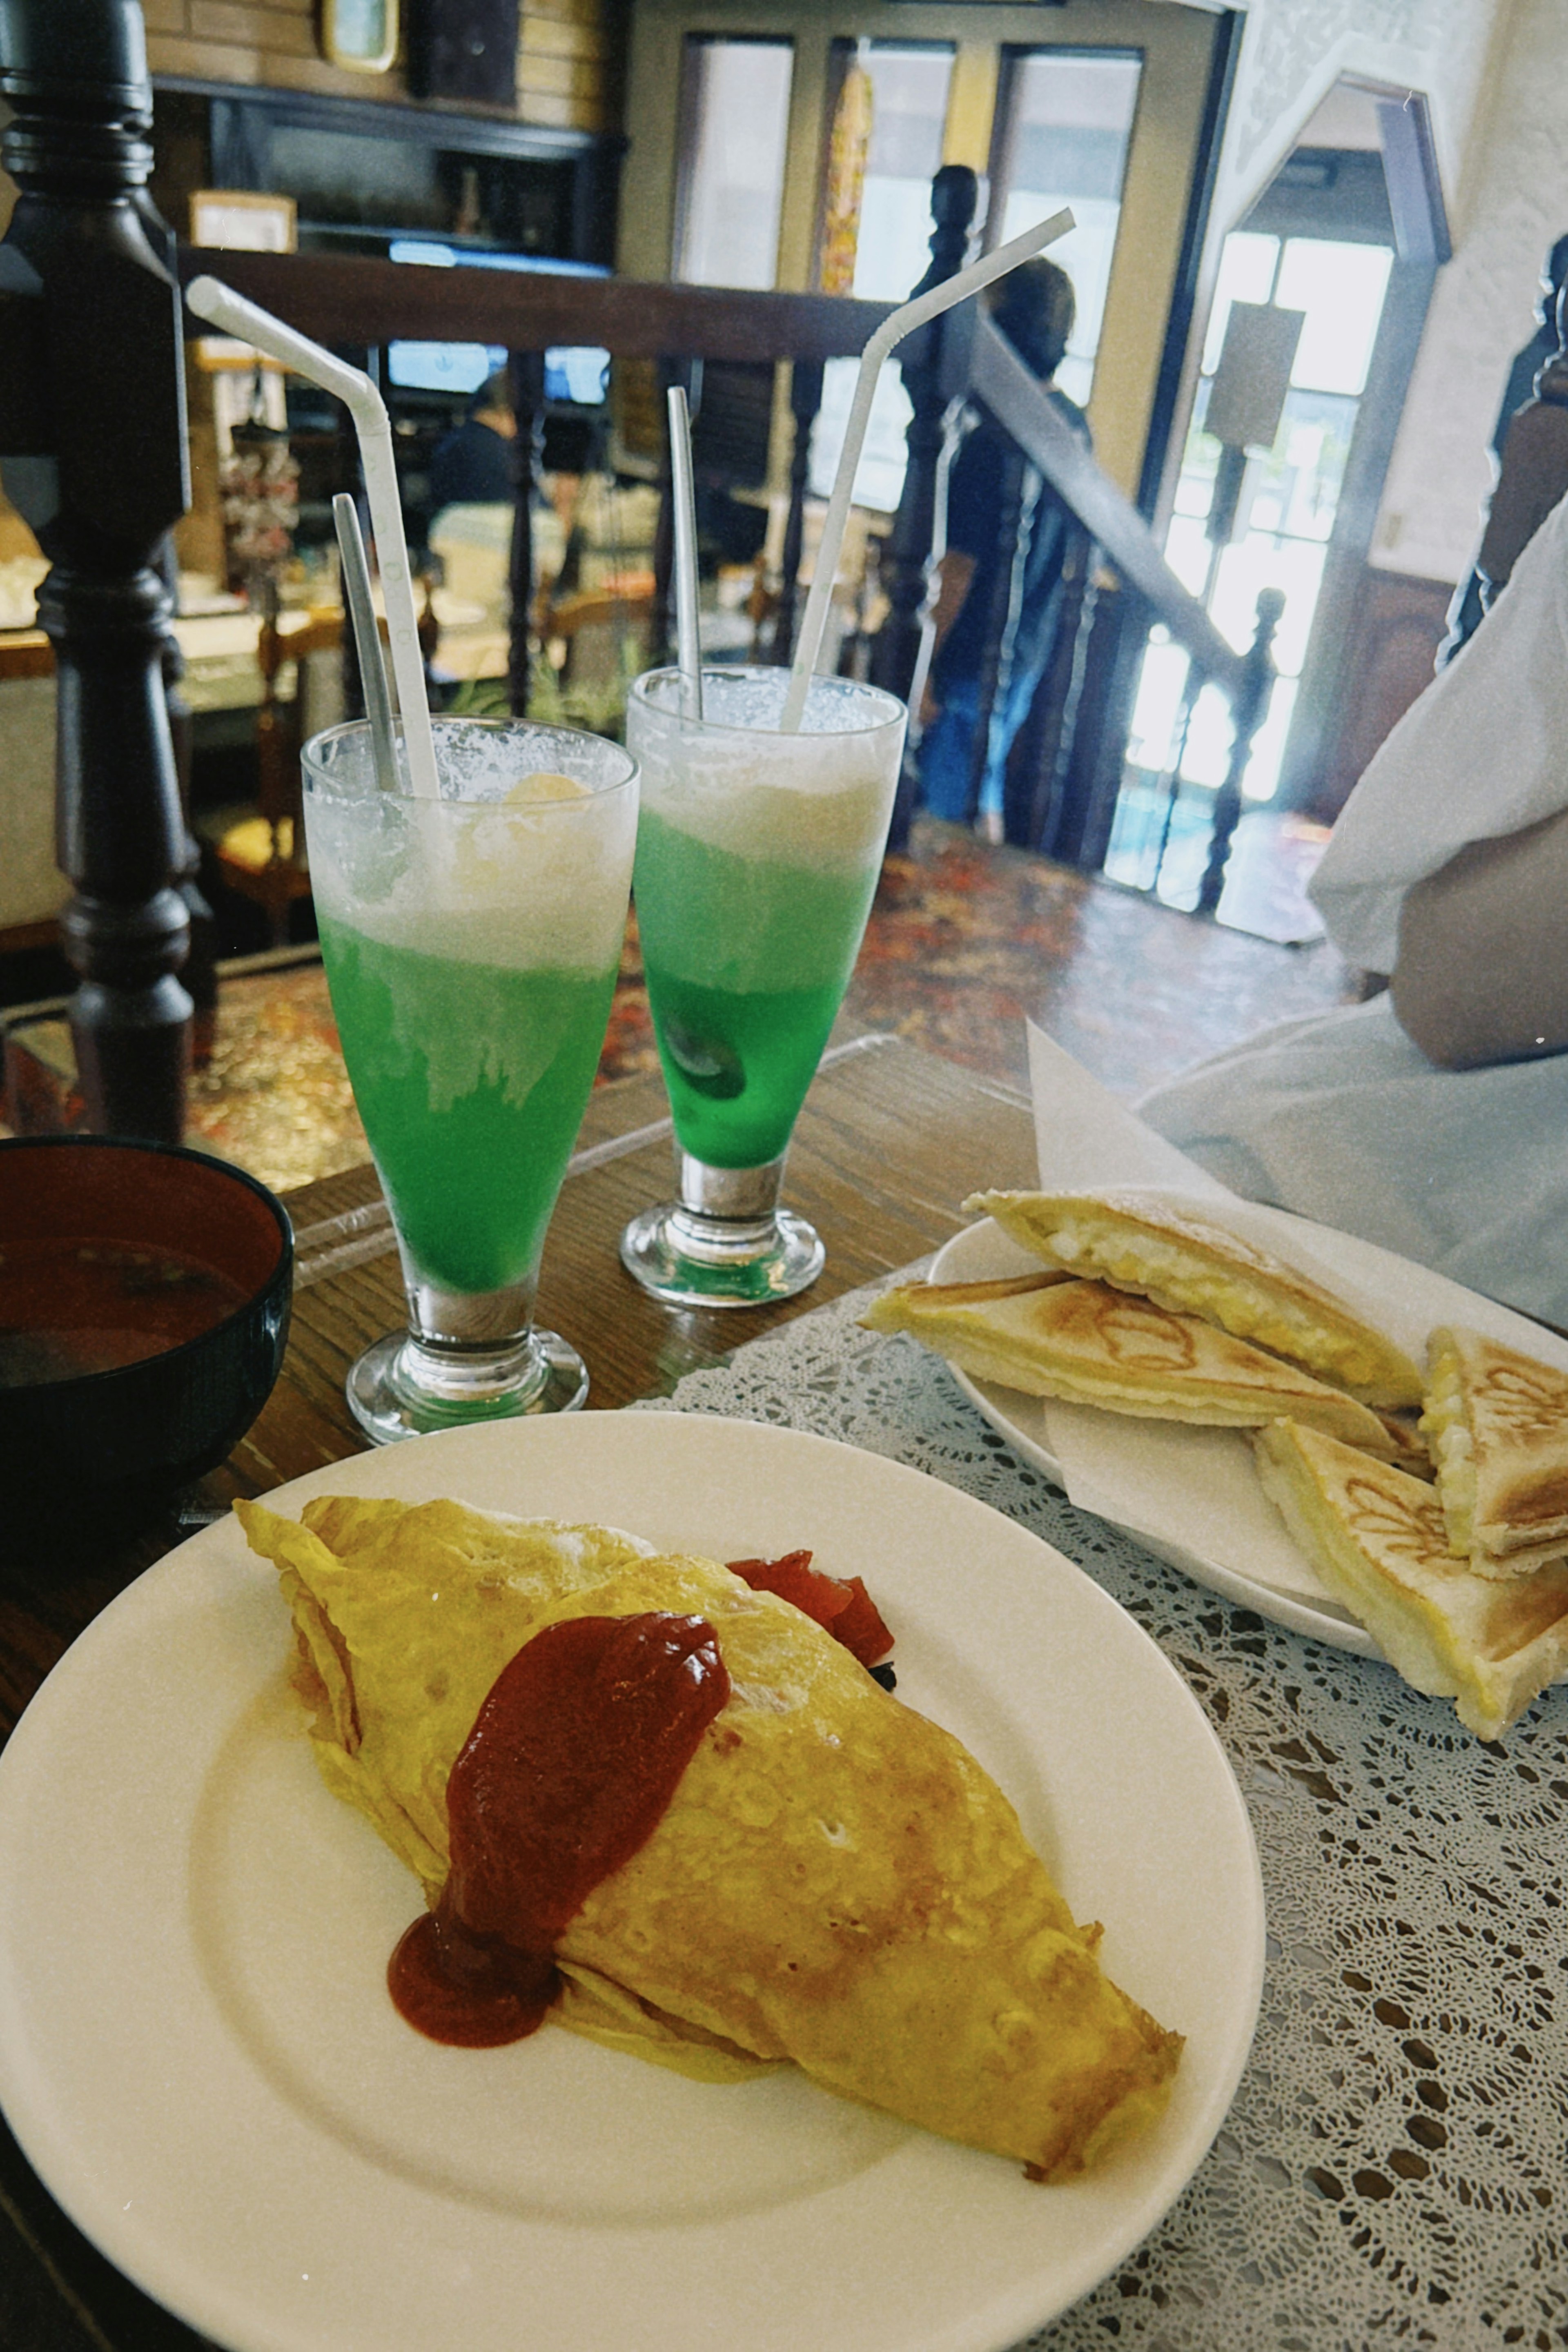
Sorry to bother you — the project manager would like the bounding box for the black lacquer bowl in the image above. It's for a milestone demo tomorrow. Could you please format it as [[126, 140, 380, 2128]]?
[[0, 1137, 293, 1570]]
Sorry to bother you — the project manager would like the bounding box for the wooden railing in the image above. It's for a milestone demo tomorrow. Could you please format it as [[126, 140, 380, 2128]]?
[[872, 165, 1282, 905], [0, 6, 1275, 1143], [180, 245, 895, 713]]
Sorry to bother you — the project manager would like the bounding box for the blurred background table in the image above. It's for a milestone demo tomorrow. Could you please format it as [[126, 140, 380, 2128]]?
[[0, 1029, 1036, 2352]]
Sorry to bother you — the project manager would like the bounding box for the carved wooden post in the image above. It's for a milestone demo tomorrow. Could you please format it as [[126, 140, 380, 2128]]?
[[871, 163, 977, 848], [768, 357, 824, 665], [1196, 587, 1284, 916], [506, 348, 542, 717], [0, 0, 192, 1142]]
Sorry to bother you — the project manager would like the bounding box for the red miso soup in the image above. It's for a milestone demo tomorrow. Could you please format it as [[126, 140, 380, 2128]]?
[[0, 1236, 250, 1387]]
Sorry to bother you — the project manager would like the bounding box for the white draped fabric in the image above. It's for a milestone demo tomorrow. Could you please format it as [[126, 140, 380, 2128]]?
[[1140, 493, 1568, 1323]]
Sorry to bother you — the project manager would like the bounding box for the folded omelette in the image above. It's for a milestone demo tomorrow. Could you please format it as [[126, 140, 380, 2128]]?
[[237, 1492, 1181, 2180]]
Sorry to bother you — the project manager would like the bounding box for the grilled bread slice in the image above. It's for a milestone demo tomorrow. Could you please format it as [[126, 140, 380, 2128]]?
[[965, 1191, 1423, 1411], [1254, 1419, 1568, 1739], [1421, 1327, 1568, 1575], [862, 1273, 1403, 1452]]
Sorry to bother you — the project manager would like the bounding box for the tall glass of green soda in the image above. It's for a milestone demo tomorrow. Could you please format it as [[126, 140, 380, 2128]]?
[[621, 665, 906, 1307], [301, 714, 638, 1442]]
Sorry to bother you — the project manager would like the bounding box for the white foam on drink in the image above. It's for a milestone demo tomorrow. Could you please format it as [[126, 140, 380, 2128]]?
[[628, 671, 904, 873], [307, 725, 636, 974]]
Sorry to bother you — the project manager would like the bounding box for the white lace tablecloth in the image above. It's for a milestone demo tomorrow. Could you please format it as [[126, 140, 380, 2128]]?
[[636, 1274, 1568, 2349]]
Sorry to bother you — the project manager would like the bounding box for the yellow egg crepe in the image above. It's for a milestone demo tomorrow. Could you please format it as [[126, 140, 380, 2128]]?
[[236, 1492, 1181, 2180], [965, 1190, 1423, 1411]]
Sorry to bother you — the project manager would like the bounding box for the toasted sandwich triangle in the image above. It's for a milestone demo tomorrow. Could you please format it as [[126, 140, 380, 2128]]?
[[965, 1191, 1423, 1410]]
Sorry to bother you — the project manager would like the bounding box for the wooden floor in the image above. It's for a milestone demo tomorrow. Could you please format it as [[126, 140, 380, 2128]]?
[[2, 820, 1357, 1194]]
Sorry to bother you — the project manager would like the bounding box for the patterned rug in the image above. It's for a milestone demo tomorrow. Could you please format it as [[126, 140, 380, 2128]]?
[[8, 822, 1355, 1195]]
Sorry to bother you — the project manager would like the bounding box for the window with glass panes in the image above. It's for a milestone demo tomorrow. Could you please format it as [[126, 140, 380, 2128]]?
[[1109, 224, 1394, 898]]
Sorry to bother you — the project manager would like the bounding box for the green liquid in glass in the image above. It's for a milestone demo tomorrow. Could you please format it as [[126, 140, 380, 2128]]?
[[634, 808, 878, 1167], [318, 915, 616, 1294]]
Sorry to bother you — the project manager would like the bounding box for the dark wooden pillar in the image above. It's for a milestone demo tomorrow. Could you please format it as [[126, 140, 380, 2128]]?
[[871, 163, 977, 850], [767, 358, 824, 666], [0, 0, 192, 1143], [1196, 587, 1284, 915]]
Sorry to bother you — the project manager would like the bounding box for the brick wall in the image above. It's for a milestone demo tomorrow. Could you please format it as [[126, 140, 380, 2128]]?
[[143, 0, 612, 134]]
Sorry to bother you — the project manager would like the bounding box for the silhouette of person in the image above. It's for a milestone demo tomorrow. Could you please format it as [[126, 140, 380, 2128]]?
[[429, 372, 517, 512], [918, 258, 1091, 829]]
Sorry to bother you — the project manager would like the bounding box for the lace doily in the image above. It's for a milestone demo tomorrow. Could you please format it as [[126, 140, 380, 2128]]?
[[636, 1276, 1568, 2349]]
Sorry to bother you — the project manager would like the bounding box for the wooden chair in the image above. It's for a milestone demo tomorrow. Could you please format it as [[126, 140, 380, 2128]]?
[[539, 579, 656, 674], [0, 632, 66, 953], [210, 598, 342, 946]]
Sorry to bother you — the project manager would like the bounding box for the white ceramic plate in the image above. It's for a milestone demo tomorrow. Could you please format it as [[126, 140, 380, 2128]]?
[[0, 1414, 1263, 2352], [931, 1213, 1568, 1656]]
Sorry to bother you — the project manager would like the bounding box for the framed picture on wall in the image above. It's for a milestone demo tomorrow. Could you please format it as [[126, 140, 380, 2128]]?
[[319, 0, 400, 75], [408, 0, 519, 108]]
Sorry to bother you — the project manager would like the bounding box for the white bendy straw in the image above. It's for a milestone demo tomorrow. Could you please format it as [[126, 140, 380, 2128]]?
[[185, 274, 441, 800], [332, 492, 400, 794], [666, 383, 704, 722], [779, 207, 1074, 734]]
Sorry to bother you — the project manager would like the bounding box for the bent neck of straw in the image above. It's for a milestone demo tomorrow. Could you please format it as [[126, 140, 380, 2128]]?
[[184, 274, 441, 800], [777, 206, 1073, 735]]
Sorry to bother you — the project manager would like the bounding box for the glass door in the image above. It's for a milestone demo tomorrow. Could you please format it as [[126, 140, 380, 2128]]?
[[1108, 223, 1395, 902]]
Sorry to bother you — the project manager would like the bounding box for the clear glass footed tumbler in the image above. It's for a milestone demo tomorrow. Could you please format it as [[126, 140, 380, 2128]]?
[[301, 715, 638, 1441], [620, 666, 906, 1308]]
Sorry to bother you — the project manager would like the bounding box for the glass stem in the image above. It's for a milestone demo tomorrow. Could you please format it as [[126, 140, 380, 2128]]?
[[397, 1252, 541, 1404], [669, 1151, 787, 1265]]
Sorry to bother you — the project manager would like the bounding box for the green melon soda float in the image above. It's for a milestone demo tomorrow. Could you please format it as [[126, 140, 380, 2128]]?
[[622, 666, 905, 1307], [302, 714, 637, 1441]]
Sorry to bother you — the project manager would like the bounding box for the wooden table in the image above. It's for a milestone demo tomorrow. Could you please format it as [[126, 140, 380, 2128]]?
[[0, 1031, 1039, 2352]]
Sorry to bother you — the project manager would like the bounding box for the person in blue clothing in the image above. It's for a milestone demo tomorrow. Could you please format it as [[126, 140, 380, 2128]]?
[[428, 372, 517, 512], [918, 257, 1091, 831]]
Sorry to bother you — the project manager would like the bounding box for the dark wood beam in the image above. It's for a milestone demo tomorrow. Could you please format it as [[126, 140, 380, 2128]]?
[[174, 246, 893, 366]]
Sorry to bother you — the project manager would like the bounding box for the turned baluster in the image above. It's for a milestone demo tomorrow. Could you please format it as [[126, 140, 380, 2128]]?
[[871, 163, 977, 847], [768, 358, 824, 665], [959, 439, 1029, 824], [1196, 588, 1285, 916], [0, 0, 192, 1142], [506, 349, 542, 717]]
